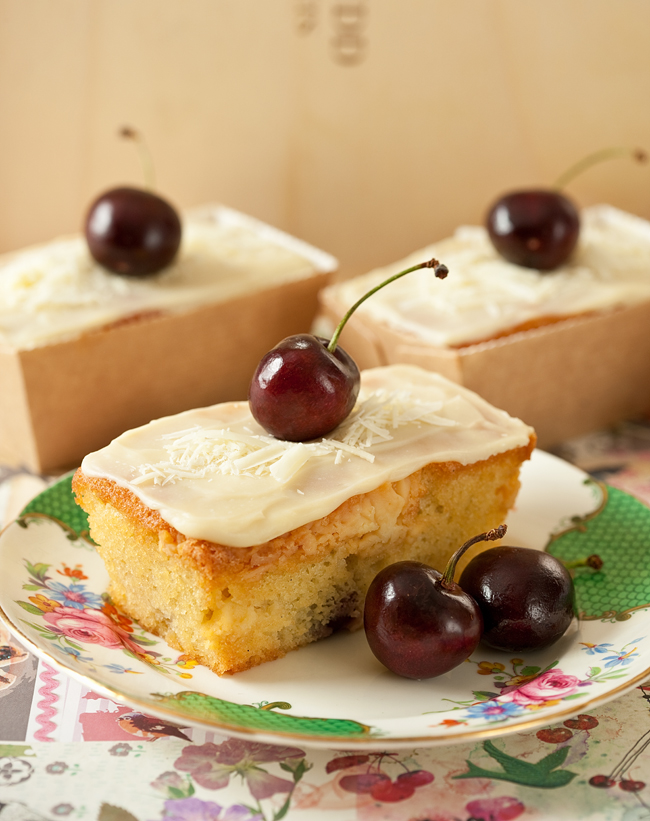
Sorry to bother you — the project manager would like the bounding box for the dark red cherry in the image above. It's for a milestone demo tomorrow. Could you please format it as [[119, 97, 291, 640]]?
[[249, 257, 448, 441], [459, 546, 575, 652], [249, 335, 360, 441], [364, 560, 483, 679], [85, 186, 182, 277], [363, 527, 505, 679], [485, 147, 647, 271], [486, 190, 580, 271]]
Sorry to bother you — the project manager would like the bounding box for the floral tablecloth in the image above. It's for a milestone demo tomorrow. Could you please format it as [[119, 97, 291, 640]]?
[[0, 421, 649, 821]]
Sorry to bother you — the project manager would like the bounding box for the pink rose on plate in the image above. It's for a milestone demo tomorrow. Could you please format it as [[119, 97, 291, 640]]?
[[501, 669, 580, 706], [43, 606, 142, 655]]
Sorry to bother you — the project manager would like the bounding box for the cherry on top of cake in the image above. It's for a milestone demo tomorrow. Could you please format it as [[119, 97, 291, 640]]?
[[84, 127, 182, 278], [320, 146, 650, 349], [249, 256, 449, 443], [0, 127, 334, 351], [321, 201, 650, 349], [0, 208, 325, 351], [485, 146, 647, 271]]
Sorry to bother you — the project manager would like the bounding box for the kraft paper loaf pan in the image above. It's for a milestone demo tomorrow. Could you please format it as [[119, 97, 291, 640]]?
[[1, 209, 337, 474], [318, 289, 650, 450]]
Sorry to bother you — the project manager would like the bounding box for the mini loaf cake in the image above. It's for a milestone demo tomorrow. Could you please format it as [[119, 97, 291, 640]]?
[[320, 206, 650, 349], [72, 364, 536, 676], [0, 205, 332, 351], [318, 206, 650, 447], [0, 205, 336, 472]]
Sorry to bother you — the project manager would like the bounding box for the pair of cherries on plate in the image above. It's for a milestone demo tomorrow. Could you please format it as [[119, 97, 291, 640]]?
[[363, 525, 602, 680]]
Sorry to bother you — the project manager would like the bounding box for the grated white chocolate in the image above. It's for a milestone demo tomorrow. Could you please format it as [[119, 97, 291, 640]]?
[[129, 390, 462, 488], [322, 205, 650, 347], [0, 205, 335, 351], [80, 364, 535, 547]]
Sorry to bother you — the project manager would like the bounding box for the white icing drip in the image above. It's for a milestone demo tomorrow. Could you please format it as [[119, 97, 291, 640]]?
[[322, 205, 650, 347], [80, 365, 534, 547]]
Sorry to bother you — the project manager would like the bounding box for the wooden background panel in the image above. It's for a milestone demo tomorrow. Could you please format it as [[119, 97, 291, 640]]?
[[83, 1, 294, 226], [291, 0, 650, 274], [0, 0, 648, 278], [0, 0, 294, 252], [0, 1, 92, 251]]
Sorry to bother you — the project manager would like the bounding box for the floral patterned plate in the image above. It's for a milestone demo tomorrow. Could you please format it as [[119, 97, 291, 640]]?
[[1, 449, 649, 750]]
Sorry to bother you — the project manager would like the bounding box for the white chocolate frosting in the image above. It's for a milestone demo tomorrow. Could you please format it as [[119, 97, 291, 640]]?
[[0, 205, 336, 351], [80, 364, 534, 547], [322, 205, 650, 347]]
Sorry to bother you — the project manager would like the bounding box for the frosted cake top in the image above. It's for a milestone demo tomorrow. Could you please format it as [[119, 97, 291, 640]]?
[[322, 205, 650, 347], [0, 205, 336, 350], [81, 364, 534, 547]]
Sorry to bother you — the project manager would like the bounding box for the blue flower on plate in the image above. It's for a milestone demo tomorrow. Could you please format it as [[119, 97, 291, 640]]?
[[464, 700, 526, 722], [602, 649, 640, 668], [61, 647, 93, 663], [580, 642, 614, 655], [44, 581, 104, 611], [104, 663, 142, 675]]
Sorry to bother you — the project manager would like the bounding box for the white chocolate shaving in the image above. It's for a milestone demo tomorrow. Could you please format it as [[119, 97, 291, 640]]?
[[131, 389, 466, 487]]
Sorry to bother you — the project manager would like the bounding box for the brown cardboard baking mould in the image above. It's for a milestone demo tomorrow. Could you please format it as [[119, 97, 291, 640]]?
[[318, 290, 650, 449], [1, 247, 335, 475]]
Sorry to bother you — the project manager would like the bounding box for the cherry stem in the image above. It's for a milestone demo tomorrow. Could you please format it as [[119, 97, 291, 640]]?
[[562, 554, 603, 571], [120, 126, 156, 190], [552, 146, 647, 191], [327, 257, 448, 353], [441, 524, 507, 588]]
